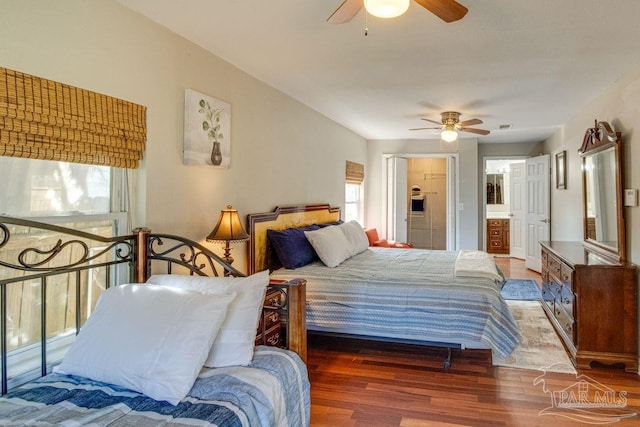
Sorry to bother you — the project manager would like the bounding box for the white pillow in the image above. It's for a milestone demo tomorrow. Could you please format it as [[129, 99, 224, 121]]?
[[338, 220, 369, 256], [305, 225, 353, 267], [146, 270, 269, 367], [54, 284, 235, 405]]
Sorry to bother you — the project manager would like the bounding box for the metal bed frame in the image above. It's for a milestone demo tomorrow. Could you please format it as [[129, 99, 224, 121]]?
[[0, 215, 306, 395]]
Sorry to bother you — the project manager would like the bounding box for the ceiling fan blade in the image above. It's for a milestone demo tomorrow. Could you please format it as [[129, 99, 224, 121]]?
[[460, 127, 490, 136], [327, 0, 363, 24], [458, 118, 483, 127], [414, 0, 468, 23], [410, 127, 440, 131], [420, 118, 443, 125]]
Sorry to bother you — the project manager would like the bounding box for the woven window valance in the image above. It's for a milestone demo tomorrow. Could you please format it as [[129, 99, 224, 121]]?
[[346, 160, 364, 184], [0, 67, 146, 169]]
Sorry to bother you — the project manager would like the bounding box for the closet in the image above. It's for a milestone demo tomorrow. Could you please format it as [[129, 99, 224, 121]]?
[[407, 158, 447, 249]]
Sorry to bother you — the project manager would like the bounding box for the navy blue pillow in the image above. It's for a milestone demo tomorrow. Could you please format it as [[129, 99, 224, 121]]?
[[317, 220, 344, 228], [267, 224, 321, 269]]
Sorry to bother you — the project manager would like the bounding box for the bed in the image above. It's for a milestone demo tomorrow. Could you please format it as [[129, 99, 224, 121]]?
[[0, 215, 310, 426], [247, 204, 521, 368]]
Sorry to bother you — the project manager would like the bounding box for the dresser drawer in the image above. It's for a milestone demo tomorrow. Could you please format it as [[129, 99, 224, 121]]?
[[255, 287, 285, 348], [541, 266, 550, 283], [559, 284, 574, 319], [255, 324, 282, 347], [560, 262, 573, 285], [541, 284, 555, 313], [257, 308, 280, 332], [546, 279, 561, 300], [264, 289, 284, 308], [489, 228, 503, 238], [490, 239, 504, 249], [488, 219, 505, 227], [555, 304, 575, 345]]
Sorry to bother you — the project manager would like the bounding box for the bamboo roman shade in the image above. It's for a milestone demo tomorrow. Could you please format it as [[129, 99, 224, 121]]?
[[0, 67, 146, 169], [345, 160, 364, 184]]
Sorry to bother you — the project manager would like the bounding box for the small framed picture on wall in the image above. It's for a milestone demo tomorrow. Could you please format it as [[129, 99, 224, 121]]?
[[556, 150, 566, 189]]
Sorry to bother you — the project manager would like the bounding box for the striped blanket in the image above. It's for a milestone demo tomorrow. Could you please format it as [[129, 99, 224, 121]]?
[[0, 346, 310, 427], [271, 247, 520, 357]]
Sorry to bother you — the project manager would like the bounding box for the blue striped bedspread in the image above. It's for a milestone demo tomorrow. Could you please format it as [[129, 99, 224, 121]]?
[[271, 247, 521, 357], [0, 346, 310, 427]]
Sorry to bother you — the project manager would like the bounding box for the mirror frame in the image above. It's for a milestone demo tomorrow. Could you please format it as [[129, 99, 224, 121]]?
[[579, 120, 626, 262]]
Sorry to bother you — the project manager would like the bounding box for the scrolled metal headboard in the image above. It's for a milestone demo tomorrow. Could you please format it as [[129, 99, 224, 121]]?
[[0, 215, 243, 395]]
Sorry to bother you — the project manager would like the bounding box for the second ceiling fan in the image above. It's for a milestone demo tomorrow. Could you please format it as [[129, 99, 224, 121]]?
[[328, 0, 468, 24], [411, 111, 490, 142]]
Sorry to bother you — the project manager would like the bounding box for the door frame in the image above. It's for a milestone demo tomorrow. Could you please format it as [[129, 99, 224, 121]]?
[[382, 153, 460, 250], [482, 156, 528, 254]]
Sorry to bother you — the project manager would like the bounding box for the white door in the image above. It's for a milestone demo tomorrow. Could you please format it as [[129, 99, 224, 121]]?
[[386, 157, 408, 242], [509, 162, 526, 259], [525, 155, 550, 272], [446, 156, 458, 250]]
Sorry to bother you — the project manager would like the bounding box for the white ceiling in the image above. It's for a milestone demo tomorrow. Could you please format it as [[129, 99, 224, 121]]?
[[117, 0, 640, 144]]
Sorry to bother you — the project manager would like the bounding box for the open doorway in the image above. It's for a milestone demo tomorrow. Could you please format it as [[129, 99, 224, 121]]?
[[407, 158, 447, 249], [483, 158, 526, 258], [384, 154, 458, 250]]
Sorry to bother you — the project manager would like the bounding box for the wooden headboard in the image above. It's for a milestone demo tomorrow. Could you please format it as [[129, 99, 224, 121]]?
[[247, 204, 341, 274]]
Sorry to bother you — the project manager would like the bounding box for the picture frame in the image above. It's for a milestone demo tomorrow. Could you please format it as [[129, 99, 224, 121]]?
[[556, 150, 566, 189], [183, 88, 231, 168]]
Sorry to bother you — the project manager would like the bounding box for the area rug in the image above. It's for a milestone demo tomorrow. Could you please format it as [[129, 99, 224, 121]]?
[[501, 279, 542, 300], [492, 300, 576, 374]]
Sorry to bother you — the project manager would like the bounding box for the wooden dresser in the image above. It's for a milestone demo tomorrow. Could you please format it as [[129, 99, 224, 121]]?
[[487, 218, 509, 254], [255, 285, 285, 347], [540, 241, 638, 372], [255, 279, 307, 362]]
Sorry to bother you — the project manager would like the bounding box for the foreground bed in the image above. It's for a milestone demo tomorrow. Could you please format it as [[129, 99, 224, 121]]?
[[0, 216, 310, 426], [0, 346, 308, 426], [247, 204, 521, 367]]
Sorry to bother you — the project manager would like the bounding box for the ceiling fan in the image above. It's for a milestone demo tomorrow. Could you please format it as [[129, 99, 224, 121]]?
[[328, 0, 468, 24], [410, 111, 490, 142]]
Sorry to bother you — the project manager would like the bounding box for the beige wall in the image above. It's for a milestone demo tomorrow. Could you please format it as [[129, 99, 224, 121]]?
[[477, 141, 543, 249], [543, 64, 640, 266], [0, 0, 366, 273], [542, 63, 640, 358], [366, 138, 479, 250]]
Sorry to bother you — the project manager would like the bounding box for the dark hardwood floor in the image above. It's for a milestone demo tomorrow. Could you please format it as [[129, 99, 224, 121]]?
[[307, 257, 640, 426]]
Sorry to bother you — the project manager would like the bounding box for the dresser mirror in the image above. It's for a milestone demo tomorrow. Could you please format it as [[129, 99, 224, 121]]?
[[579, 120, 625, 262], [486, 173, 504, 204]]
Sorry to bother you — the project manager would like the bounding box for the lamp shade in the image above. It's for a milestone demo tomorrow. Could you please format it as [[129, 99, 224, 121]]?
[[364, 0, 410, 18], [206, 205, 250, 243], [441, 129, 458, 143]]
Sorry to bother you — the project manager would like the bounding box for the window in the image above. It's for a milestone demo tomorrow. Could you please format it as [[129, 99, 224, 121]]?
[[345, 160, 365, 224], [0, 157, 128, 385], [345, 183, 362, 223]]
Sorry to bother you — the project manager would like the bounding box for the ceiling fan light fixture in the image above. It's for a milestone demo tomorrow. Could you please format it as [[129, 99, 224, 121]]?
[[441, 129, 458, 143], [364, 0, 410, 18]]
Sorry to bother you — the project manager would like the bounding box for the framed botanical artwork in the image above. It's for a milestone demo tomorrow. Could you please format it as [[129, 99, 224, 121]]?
[[556, 150, 566, 189], [183, 89, 231, 168]]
